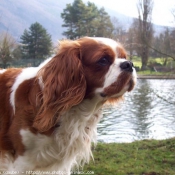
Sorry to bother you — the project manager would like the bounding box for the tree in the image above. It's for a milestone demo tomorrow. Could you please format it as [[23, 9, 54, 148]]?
[[61, 0, 114, 39], [136, 0, 154, 70], [61, 0, 84, 39], [81, 2, 99, 36], [172, 6, 175, 23], [161, 28, 171, 65], [152, 34, 163, 58], [20, 22, 52, 66], [111, 17, 126, 43], [12, 45, 22, 60], [61, 0, 92, 39], [96, 7, 113, 37], [126, 27, 136, 61], [0, 32, 17, 68], [170, 29, 175, 58]]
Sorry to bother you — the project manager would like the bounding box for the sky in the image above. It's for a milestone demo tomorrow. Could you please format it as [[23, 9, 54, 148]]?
[[89, 0, 175, 27]]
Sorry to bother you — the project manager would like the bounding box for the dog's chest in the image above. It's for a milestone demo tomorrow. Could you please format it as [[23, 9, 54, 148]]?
[[19, 107, 102, 170]]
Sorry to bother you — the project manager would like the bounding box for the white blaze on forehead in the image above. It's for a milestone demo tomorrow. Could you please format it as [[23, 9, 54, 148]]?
[[103, 58, 126, 88], [90, 37, 119, 54], [90, 37, 128, 94], [95, 58, 126, 94]]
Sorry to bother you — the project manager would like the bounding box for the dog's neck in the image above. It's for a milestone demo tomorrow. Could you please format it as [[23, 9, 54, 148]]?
[[51, 97, 104, 167]]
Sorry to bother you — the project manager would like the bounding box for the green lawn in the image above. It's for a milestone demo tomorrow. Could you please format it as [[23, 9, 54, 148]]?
[[131, 56, 175, 76], [132, 56, 166, 69], [73, 138, 175, 175]]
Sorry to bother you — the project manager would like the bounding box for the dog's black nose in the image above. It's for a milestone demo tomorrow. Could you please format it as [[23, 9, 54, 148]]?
[[120, 61, 133, 72]]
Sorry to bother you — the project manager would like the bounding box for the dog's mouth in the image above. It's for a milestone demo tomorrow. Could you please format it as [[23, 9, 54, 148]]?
[[100, 71, 137, 99], [127, 77, 136, 92]]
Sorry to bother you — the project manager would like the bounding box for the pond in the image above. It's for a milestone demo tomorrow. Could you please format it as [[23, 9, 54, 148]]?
[[98, 79, 175, 143]]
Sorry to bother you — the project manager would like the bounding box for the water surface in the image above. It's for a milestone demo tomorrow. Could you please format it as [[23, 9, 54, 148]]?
[[98, 79, 175, 143]]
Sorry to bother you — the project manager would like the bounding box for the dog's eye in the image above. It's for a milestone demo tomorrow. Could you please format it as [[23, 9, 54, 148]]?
[[98, 57, 110, 66]]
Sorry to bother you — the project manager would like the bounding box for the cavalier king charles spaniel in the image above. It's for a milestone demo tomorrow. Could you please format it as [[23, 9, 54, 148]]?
[[0, 37, 137, 174]]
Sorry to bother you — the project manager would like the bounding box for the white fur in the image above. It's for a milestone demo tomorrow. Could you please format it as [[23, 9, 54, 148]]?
[[0, 69, 6, 74], [96, 58, 137, 97], [131, 67, 137, 83], [91, 37, 119, 54], [10, 58, 52, 113], [0, 39, 137, 174], [92, 37, 137, 96], [10, 67, 38, 112], [95, 58, 126, 94], [0, 98, 103, 175]]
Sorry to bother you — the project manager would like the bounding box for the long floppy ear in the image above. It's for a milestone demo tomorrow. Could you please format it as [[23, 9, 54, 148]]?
[[33, 40, 86, 132]]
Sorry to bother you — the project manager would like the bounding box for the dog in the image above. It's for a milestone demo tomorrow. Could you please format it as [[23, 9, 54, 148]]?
[[0, 37, 137, 174]]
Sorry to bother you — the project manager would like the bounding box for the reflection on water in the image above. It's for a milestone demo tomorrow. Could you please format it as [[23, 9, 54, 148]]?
[[98, 79, 175, 143]]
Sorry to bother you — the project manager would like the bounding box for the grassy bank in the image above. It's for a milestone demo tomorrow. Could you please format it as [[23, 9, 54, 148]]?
[[131, 56, 175, 76], [75, 138, 175, 175]]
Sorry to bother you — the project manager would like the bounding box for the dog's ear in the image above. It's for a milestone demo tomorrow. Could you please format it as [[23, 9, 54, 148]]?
[[33, 40, 86, 132]]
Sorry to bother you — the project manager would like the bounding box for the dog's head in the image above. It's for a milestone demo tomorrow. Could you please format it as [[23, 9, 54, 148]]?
[[34, 37, 137, 132], [78, 37, 137, 100]]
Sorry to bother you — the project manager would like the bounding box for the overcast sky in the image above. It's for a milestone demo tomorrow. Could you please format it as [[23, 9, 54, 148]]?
[[89, 0, 175, 26]]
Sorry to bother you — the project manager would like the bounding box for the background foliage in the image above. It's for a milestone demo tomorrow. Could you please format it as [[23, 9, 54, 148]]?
[[0, 0, 175, 70], [20, 22, 52, 66], [61, 0, 113, 39]]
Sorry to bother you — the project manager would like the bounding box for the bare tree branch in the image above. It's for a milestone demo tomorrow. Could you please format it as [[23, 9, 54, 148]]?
[[0, 31, 17, 68], [136, 0, 154, 70], [125, 42, 175, 61], [147, 44, 175, 61]]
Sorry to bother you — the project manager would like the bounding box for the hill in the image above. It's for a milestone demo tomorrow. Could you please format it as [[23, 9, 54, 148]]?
[[0, 0, 73, 42], [0, 0, 168, 42]]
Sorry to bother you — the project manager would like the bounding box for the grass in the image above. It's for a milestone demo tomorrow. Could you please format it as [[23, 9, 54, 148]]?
[[132, 56, 142, 69], [132, 56, 165, 69], [74, 138, 175, 175], [131, 56, 175, 76], [137, 70, 172, 76]]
